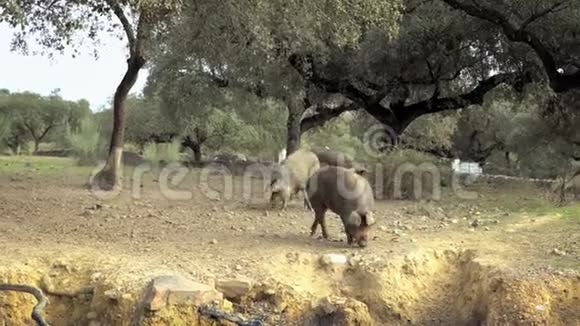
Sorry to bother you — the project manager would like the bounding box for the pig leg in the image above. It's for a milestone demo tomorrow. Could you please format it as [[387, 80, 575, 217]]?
[[319, 212, 329, 240], [302, 189, 313, 211], [346, 233, 352, 244], [270, 192, 279, 209], [311, 209, 327, 238]]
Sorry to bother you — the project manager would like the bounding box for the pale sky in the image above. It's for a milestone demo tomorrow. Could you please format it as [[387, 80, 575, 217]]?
[[0, 23, 149, 111]]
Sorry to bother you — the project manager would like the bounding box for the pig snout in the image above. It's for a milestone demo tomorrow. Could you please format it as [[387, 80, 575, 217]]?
[[356, 232, 369, 247], [347, 224, 370, 248]]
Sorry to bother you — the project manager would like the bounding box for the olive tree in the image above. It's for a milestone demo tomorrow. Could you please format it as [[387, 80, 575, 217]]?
[[2, 0, 181, 190], [289, 0, 580, 154], [146, 0, 402, 155]]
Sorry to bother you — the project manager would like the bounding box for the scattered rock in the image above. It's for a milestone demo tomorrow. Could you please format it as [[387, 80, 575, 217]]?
[[90, 272, 102, 283], [551, 248, 566, 256], [104, 289, 121, 301], [215, 277, 253, 300], [318, 296, 339, 314], [319, 254, 347, 267], [450, 219, 459, 224], [210, 239, 218, 245], [378, 226, 388, 232], [313, 296, 373, 325], [348, 255, 362, 267], [143, 274, 223, 311], [40, 274, 55, 293], [82, 210, 95, 217], [471, 219, 480, 228], [484, 227, 490, 231]]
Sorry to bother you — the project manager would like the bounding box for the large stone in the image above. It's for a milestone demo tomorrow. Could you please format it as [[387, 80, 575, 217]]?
[[216, 278, 252, 299], [319, 254, 347, 267], [313, 296, 373, 326], [143, 275, 223, 311], [215, 277, 253, 300]]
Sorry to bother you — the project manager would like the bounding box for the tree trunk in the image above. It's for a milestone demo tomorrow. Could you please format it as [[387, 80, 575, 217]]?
[[193, 146, 202, 163], [93, 57, 145, 191], [33, 139, 40, 155], [285, 94, 304, 156], [7, 142, 19, 156], [181, 135, 203, 163], [286, 113, 301, 156]]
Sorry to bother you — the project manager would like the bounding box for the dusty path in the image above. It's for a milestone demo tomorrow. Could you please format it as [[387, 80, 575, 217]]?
[[0, 162, 579, 325]]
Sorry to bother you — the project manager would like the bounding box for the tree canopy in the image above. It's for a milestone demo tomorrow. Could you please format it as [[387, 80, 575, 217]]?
[[0, 89, 90, 154]]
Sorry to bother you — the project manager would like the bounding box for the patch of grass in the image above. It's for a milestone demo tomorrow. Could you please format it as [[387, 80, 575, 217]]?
[[522, 202, 580, 219], [0, 155, 93, 175]]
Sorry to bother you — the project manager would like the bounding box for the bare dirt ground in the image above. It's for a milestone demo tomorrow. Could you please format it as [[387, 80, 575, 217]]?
[[0, 157, 579, 325]]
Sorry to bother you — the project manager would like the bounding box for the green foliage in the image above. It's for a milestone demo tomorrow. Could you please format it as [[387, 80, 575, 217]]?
[[302, 115, 366, 160], [145, 0, 404, 162], [452, 83, 578, 179], [200, 97, 286, 160], [124, 95, 175, 147], [402, 112, 458, 153], [2, 0, 182, 57], [0, 89, 90, 153], [66, 118, 106, 165], [142, 140, 183, 163], [0, 111, 11, 144]]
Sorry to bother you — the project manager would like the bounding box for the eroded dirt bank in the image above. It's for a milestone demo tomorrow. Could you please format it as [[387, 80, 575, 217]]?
[[1, 248, 578, 325]]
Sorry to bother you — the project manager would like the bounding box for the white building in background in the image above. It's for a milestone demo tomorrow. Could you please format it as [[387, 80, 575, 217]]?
[[451, 158, 483, 176], [278, 148, 287, 163]]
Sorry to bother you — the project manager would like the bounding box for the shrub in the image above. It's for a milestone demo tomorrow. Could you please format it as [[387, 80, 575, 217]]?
[[66, 118, 106, 165], [142, 140, 184, 163], [365, 148, 451, 201]]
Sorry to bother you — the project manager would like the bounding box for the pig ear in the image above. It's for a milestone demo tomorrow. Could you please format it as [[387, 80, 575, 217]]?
[[361, 212, 376, 226], [347, 213, 362, 226]]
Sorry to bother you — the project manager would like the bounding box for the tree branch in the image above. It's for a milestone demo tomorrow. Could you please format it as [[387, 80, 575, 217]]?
[[441, 0, 580, 92], [39, 124, 54, 141], [397, 72, 527, 130], [201, 71, 267, 99], [300, 102, 359, 133], [23, 122, 38, 141], [105, 0, 136, 53], [288, 53, 373, 108], [521, 1, 569, 30]]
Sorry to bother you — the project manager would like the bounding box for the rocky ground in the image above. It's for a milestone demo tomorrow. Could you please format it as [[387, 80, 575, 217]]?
[[0, 157, 578, 325]]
